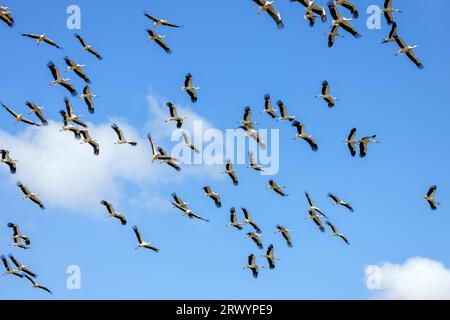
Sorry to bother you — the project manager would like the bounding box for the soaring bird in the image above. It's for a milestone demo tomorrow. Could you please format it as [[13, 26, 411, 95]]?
[[334, 0, 359, 19], [62, 97, 87, 128], [181, 131, 200, 154], [133, 225, 160, 252], [0, 6, 14, 27], [111, 124, 137, 146], [305, 192, 328, 218], [344, 128, 357, 157], [328, 193, 354, 212], [80, 86, 98, 114], [261, 94, 277, 119], [74, 34, 103, 60], [64, 56, 91, 83], [172, 201, 209, 222], [227, 207, 244, 230], [251, 0, 284, 29], [316, 80, 338, 107], [24, 275, 52, 294], [143, 12, 182, 28], [381, 22, 397, 44], [248, 151, 264, 172], [239, 124, 267, 150], [381, 0, 401, 25], [292, 121, 318, 152], [17, 182, 45, 210], [276, 100, 295, 121], [239, 106, 258, 129], [1, 255, 23, 278], [8, 255, 36, 278], [241, 208, 262, 234], [22, 33, 62, 49], [267, 180, 288, 197], [202, 186, 222, 208], [147, 134, 174, 162], [181, 73, 199, 103], [47, 61, 77, 97], [394, 37, 423, 69], [7, 223, 30, 249], [172, 193, 189, 210], [303, 10, 317, 27], [80, 130, 100, 155], [328, 2, 361, 38], [1, 149, 17, 174], [100, 200, 127, 225], [246, 232, 263, 249], [326, 221, 350, 245], [326, 24, 344, 48], [358, 134, 379, 158], [223, 159, 238, 186], [59, 112, 82, 140], [275, 225, 293, 248], [423, 186, 440, 211], [290, 0, 327, 22], [158, 147, 181, 171], [25, 101, 48, 126], [1, 102, 40, 126], [165, 102, 185, 128], [146, 29, 172, 53], [243, 254, 263, 278], [262, 244, 278, 269], [307, 209, 325, 232]]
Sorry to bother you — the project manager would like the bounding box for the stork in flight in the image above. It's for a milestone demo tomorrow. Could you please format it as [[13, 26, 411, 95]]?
[[202, 186, 222, 208], [1, 149, 17, 174], [61, 97, 87, 128], [100, 200, 127, 225], [334, 0, 359, 19], [303, 10, 317, 27], [172, 201, 209, 222], [1, 255, 23, 278], [358, 134, 379, 158], [1, 102, 40, 127], [246, 232, 263, 249], [252, 0, 284, 29], [80, 86, 98, 114], [307, 209, 325, 232], [181, 131, 200, 154], [276, 100, 295, 121], [239, 106, 259, 129], [144, 12, 182, 28], [290, 0, 327, 22], [158, 147, 181, 171], [64, 56, 91, 83], [8, 255, 36, 278], [0, 6, 14, 27], [75, 34, 103, 60], [382, 0, 401, 25], [59, 111, 82, 140], [382, 22, 397, 44], [261, 94, 277, 119], [223, 159, 239, 186], [248, 151, 264, 172], [241, 208, 262, 234], [25, 101, 48, 126], [305, 192, 328, 218], [47, 61, 77, 97], [146, 29, 172, 54], [275, 225, 293, 248], [394, 37, 424, 69], [147, 134, 175, 162], [239, 124, 267, 150], [423, 185, 440, 211], [7, 223, 30, 249], [17, 182, 45, 210], [227, 207, 244, 230], [326, 221, 350, 245], [326, 24, 344, 48], [328, 2, 361, 39], [328, 193, 354, 212], [172, 193, 189, 210], [80, 130, 100, 156], [181, 73, 199, 103], [165, 102, 185, 128], [316, 80, 338, 108], [292, 121, 318, 152], [243, 254, 264, 278], [133, 225, 160, 252], [111, 124, 137, 146], [24, 275, 52, 294], [262, 244, 278, 269], [344, 128, 357, 157], [267, 180, 288, 197], [22, 33, 62, 49]]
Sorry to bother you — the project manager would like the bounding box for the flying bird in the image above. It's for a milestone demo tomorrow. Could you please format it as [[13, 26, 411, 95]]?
[[394, 37, 423, 69], [239, 124, 267, 150], [165, 102, 185, 128], [276, 100, 295, 121], [292, 121, 318, 152], [246, 232, 263, 249], [158, 147, 181, 171], [47, 61, 77, 97], [59, 112, 82, 140], [358, 134, 379, 158], [8, 255, 36, 278], [223, 159, 239, 186], [326, 221, 350, 245], [252, 0, 284, 29], [172, 201, 209, 222], [1, 149, 17, 174], [316, 80, 338, 107], [80, 86, 98, 114], [328, 193, 354, 212], [25, 101, 48, 126], [262, 244, 278, 269], [7, 223, 30, 249], [241, 208, 262, 234], [275, 225, 293, 248], [147, 134, 174, 162], [0, 6, 14, 27], [17, 182, 45, 210], [334, 0, 359, 19], [423, 185, 440, 211], [248, 151, 264, 172], [1, 102, 40, 126], [146, 29, 172, 54], [80, 130, 100, 155], [181, 131, 200, 153], [261, 94, 277, 119], [1, 255, 23, 278], [381, 0, 401, 25], [111, 124, 137, 146], [133, 225, 160, 252], [100, 200, 127, 225], [64, 56, 91, 83], [243, 254, 263, 278], [328, 2, 361, 39], [181, 73, 199, 103], [344, 128, 357, 157], [326, 24, 344, 48], [23, 275, 52, 294], [227, 207, 244, 230], [267, 180, 288, 197], [202, 186, 222, 208], [143, 12, 182, 28], [381, 22, 397, 44], [74, 34, 103, 60], [172, 193, 188, 210], [305, 192, 328, 218], [290, 0, 327, 22], [303, 10, 317, 27], [62, 97, 87, 128], [22, 33, 62, 49], [307, 209, 325, 232]]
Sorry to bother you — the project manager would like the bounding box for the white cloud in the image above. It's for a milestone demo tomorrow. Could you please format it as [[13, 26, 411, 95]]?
[[365, 257, 450, 300], [0, 95, 222, 214]]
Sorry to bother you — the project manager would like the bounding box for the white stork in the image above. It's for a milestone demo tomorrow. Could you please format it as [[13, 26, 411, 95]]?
[[248, 151, 264, 172], [262, 244, 278, 269], [74, 34, 103, 60], [63, 56, 91, 83], [59, 111, 82, 140], [344, 127, 357, 157], [423, 185, 440, 211], [306, 209, 325, 232], [147, 134, 174, 162], [239, 106, 259, 129], [25, 101, 48, 126], [358, 134, 379, 158], [22, 33, 62, 49], [382, 0, 401, 25], [223, 159, 239, 186], [267, 180, 288, 197], [381, 22, 397, 44], [62, 97, 87, 128], [227, 207, 244, 230], [100, 200, 127, 225], [133, 225, 160, 252], [1, 255, 23, 278], [290, 0, 327, 22], [326, 221, 350, 245], [394, 37, 424, 69], [276, 100, 295, 121], [24, 275, 52, 294], [181, 131, 200, 154], [1, 149, 17, 174], [316, 80, 338, 107], [261, 94, 277, 119], [8, 255, 36, 278], [292, 121, 318, 152], [305, 191, 328, 218], [111, 124, 137, 146], [172, 201, 209, 222], [334, 0, 359, 19], [0, 6, 14, 27], [158, 147, 181, 171], [181, 73, 199, 103], [275, 225, 293, 248], [246, 232, 264, 249], [80, 86, 98, 114], [165, 102, 185, 128], [202, 186, 222, 208], [47, 61, 77, 97], [172, 193, 189, 209], [17, 182, 45, 210], [326, 24, 344, 48], [328, 193, 354, 212], [328, 2, 361, 38], [80, 130, 100, 155], [144, 12, 182, 28], [146, 29, 172, 54], [241, 207, 262, 234], [7, 223, 30, 249], [1, 102, 40, 127], [243, 254, 264, 278], [251, 0, 284, 29]]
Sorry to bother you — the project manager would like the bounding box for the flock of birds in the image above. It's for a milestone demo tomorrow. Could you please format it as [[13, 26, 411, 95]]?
[[0, 1, 440, 295]]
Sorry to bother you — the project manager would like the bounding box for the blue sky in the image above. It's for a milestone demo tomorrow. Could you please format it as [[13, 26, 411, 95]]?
[[1, 0, 450, 299]]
